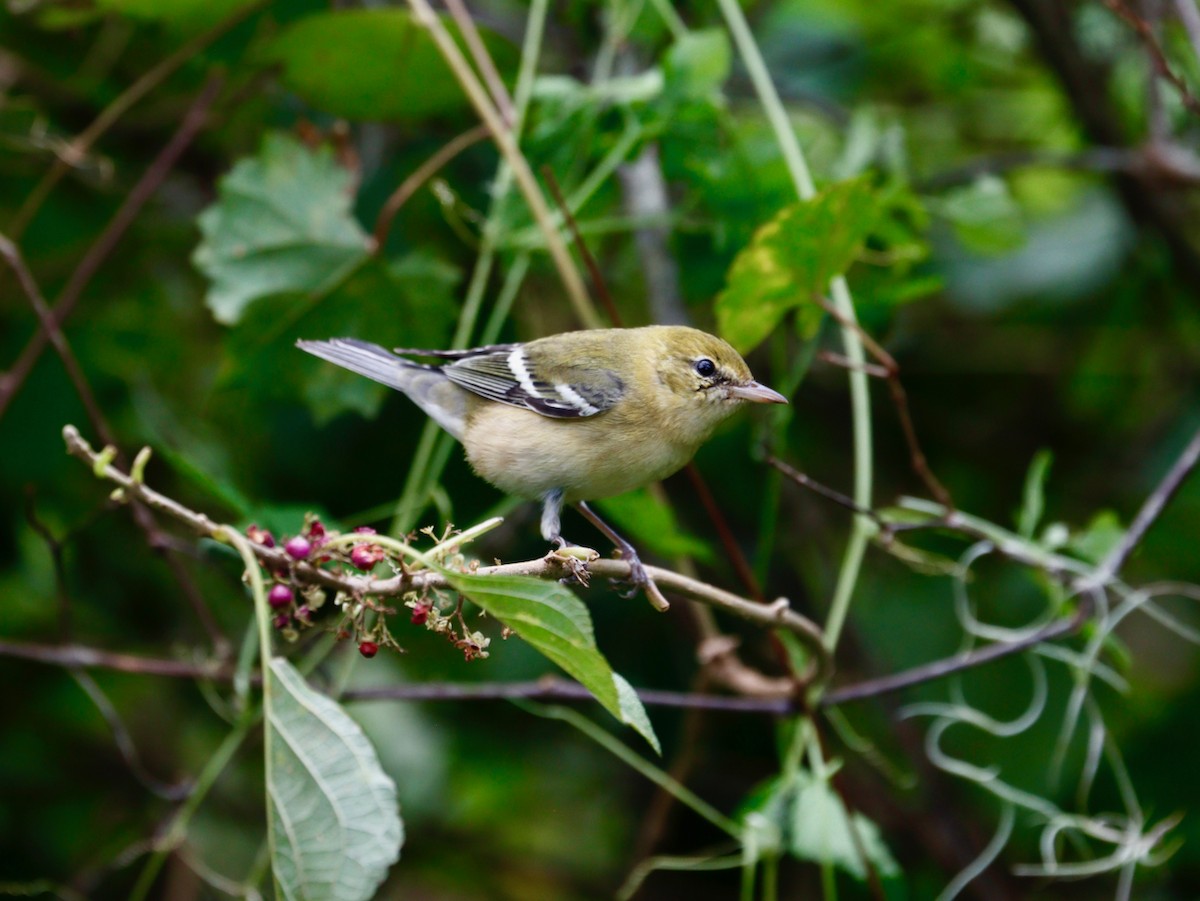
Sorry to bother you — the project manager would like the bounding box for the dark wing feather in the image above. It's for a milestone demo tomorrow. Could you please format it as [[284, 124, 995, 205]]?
[[443, 348, 624, 419]]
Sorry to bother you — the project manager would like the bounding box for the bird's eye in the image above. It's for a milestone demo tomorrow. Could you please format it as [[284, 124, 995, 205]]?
[[694, 358, 716, 378]]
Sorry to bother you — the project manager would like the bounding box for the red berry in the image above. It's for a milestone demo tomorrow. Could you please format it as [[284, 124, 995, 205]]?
[[268, 584, 294, 608], [358, 641, 379, 658], [306, 519, 326, 541], [411, 604, 430, 626], [284, 536, 312, 560]]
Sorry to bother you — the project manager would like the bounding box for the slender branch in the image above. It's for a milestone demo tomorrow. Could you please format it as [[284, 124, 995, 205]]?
[[1102, 0, 1200, 119], [541, 165, 622, 325], [0, 74, 225, 423], [820, 609, 1087, 707], [62, 424, 832, 685], [818, 296, 954, 510], [372, 123, 490, 251], [1087, 424, 1200, 585], [441, 0, 515, 126]]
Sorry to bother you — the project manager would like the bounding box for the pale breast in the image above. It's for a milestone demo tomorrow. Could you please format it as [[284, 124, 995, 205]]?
[[462, 402, 695, 502]]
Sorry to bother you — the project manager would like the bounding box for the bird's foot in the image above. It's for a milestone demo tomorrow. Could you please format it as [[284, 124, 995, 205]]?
[[613, 547, 670, 613]]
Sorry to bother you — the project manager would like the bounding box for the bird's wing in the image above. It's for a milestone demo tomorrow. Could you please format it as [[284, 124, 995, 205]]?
[[443, 346, 625, 419], [391, 343, 519, 360]]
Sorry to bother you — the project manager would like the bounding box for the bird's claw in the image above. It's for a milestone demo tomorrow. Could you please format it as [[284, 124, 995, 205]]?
[[613, 549, 669, 612], [547, 542, 598, 586]]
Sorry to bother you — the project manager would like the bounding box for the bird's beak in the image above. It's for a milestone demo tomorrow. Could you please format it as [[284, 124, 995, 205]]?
[[728, 381, 788, 404]]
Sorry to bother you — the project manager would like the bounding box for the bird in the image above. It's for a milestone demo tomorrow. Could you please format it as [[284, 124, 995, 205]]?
[[297, 326, 787, 609]]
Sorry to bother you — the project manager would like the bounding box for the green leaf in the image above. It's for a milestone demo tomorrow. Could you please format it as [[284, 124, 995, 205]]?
[[442, 570, 660, 753], [193, 132, 370, 325], [1016, 449, 1053, 539], [743, 771, 900, 880], [716, 177, 882, 352], [595, 488, 716, 564], [267, 9, 515, 121], [266, 658, 402, 901], [664, 30, 731, 100]]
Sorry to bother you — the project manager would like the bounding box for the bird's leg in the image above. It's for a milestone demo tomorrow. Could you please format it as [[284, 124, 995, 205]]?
[[540, 489, 566, 547], [574, 501, 670, 612]]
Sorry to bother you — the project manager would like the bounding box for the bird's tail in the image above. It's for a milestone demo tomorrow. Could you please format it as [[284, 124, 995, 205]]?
[[296, 338, 467, 439]]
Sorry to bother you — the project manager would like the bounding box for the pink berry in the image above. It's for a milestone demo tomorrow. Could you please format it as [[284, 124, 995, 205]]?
[[268, 584, 294, 608], [349, 544, 384, 571], [411, 603, 430, 626], [307, 520, 326, 541], [273, 613, 290, 629], [284, 536, 312, 560], [354, 526, 377, 534], [295, 605, 312, 623], [358, 641, 379, 658]]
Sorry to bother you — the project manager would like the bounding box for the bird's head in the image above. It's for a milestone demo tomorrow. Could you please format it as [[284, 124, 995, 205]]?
[[653, 327, 787, 436]]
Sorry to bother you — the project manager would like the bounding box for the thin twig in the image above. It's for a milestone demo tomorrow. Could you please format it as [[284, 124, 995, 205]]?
[[1102, 0, 1200, 119], [0, 74, 225, 423], [817, 296, 954, 510], [441, 0, 516, 127], [541, 165, 622, 325], [682, 462, 766, 602], [1086, 424, 1200, 585], [0, 234, 115, 447], [372, 124, 490, 251], [820, 608, 1089, 707]]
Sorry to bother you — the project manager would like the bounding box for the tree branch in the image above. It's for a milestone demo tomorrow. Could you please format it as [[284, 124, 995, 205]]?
[[61, 424, 832, 686]]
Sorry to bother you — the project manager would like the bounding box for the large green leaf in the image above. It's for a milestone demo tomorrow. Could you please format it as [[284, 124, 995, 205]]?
[[266, 657, 403, 901], [193, 132, 371, 325], [443, 570, 660, 753], [267, 9, 515, 121], [715, 177, 881, 352]]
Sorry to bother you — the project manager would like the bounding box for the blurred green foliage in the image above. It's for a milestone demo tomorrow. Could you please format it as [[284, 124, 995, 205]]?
[[3, 0, 1200, 898]]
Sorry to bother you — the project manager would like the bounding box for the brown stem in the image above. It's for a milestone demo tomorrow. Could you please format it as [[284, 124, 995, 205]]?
[[818, 296, 954, 510], [372, 124, 490, 251], [540, 165, 623, 326], [441, 0, 516, 127], [1101, 0, 1200, 119]]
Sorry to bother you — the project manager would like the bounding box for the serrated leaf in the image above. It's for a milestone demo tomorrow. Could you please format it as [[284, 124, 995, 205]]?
[[193, 133, 370, 325], [716, 177, 882, 352], [267, 9, 515, 121], [442, 570, 659, 752], [266, 658, 402, 901]]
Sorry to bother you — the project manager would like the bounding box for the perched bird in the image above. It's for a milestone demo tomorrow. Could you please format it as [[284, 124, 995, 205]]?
[[297, 326, 787, 608]]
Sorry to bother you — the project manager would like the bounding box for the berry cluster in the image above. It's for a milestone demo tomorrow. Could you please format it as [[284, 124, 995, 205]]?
[[243, 516, 494, 663]]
